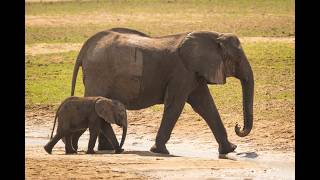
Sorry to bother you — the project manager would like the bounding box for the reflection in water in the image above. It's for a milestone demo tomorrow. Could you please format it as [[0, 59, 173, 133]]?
[[220, 151, 259, 161], [236, 152, 258, 159]]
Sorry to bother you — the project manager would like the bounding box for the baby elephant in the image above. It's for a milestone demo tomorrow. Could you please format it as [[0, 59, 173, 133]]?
[[44, 96, 127, 154]]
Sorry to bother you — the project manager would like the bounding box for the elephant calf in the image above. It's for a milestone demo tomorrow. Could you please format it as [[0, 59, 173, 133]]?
[[44, 96, 127, 154]]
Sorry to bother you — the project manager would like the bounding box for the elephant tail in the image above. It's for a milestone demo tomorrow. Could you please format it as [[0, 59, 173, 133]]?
[[50, 98, 68, 139], [50, 111, 58, 140], [50, 102, 64, 139], [71, 46, 85, 96]]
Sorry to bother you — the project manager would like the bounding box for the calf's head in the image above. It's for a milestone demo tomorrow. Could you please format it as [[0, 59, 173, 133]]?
[[95, 97, 127, 148]]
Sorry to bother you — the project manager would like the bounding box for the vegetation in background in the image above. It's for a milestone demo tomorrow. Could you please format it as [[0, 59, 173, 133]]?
[[25, 0, 295, 44], [25, 0, 295, 129]]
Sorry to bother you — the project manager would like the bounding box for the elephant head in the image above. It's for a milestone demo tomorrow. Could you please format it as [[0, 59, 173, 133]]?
[[95, 98, 127, 148], [178, 31, 254, 137]]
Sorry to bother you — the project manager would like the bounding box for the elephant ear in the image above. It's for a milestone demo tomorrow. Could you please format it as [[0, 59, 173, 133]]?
[[95, 98, 116, 124], [111, 100, 127, 126], [178, 32, 226, 84]]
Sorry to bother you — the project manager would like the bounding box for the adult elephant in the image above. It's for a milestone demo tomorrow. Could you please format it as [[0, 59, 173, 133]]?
[[71, 27, 254, 155]]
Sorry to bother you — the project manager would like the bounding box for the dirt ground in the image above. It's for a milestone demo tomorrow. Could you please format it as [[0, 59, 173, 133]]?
[[25, 105, 294, 179]]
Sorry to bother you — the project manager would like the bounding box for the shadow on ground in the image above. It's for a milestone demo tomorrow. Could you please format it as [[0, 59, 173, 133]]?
[[219, 151, 258, 160], [64, 150, 179, 157], [236, 151, 258, 159], [122, 150, 179, 157], [55, 150, 257, 159]]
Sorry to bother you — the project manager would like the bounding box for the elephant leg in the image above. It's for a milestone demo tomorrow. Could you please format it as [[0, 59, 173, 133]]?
[[84, 89, 115, 151], [100, 122, 119, 148], [61, 137, 66, 144], [100, 122, 123, 153], [71, 130, 86, 151], [44, 133, 64, 154], [65, 133, 77, 154], [97, 128, 116, 150], [187, 82, 236, 154], [87, 130, 98, 154], [86, 119, 101, 154], [150, 84, 188, 154]]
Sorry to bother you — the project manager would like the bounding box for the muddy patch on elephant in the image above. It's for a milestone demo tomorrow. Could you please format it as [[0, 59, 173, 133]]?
[[26, 106, 294, 179]]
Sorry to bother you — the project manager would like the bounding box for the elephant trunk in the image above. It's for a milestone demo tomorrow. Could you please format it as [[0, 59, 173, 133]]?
[[235, 59, 254, 137], [118, 112, 127, 148], [119, 125, 127, 149]]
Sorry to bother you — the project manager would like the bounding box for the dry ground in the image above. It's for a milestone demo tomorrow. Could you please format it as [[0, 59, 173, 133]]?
[[25, 104, 294, 179]]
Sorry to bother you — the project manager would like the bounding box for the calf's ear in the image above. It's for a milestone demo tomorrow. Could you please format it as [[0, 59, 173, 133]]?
[[95, 98, 116, 124]]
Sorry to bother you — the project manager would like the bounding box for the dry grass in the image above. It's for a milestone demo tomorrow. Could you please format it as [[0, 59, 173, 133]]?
[[25, 0, 295, 44]]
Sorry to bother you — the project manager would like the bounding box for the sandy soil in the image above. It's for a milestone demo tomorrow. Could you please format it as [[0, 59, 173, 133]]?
[[25, 105, 294, 179], [25, 43, 83, 56]]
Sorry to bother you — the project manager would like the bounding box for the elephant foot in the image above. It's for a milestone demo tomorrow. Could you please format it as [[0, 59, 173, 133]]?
[[65, 148, 77, 154], [86, 150, 95, 154], [150, 144, 170, 154], [218, 142, 237, 155], [115, 148, 124, 154], [43, 145, 52, 154]]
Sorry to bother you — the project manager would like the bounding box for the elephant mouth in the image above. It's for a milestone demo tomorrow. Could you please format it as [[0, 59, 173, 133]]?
[[207, 78, 226, 85], [209, 81, 226, 85], [204, 70, 227, 85]]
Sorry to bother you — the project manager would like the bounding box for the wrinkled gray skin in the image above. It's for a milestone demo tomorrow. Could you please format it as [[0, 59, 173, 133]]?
[[44, 96, 127, 154], [71, 28, 254, 155]]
